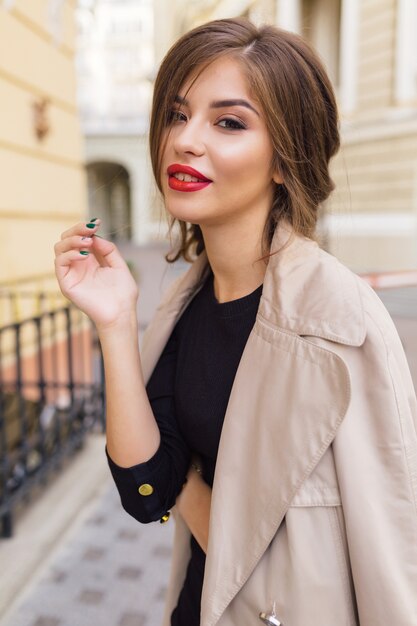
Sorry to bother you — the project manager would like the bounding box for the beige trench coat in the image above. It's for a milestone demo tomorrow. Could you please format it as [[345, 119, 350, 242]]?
[[140, 222, 417, 626]]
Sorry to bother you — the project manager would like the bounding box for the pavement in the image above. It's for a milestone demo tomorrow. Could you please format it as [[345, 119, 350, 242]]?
[[0, 434, 174, 626]]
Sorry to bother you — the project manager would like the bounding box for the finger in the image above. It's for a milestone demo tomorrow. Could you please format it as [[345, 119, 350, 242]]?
[[90, 235, 128, 269], [54, 249, 92, 283], [60, 218, 101, 241], [54, 235, 94, 256]]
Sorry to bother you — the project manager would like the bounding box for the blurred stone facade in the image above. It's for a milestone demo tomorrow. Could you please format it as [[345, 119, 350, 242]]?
[[327, 0, 417, 272], [76, 0, 158, 245]]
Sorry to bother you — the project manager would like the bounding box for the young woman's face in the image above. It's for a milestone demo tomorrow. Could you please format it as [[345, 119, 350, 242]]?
[[160, 55, 280, 228]]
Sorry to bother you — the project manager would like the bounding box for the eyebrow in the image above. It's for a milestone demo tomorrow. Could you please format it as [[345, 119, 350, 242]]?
[[174, 95, 260, 116]]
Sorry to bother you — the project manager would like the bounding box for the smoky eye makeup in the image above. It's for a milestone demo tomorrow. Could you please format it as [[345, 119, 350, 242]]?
[[165, 106, 185, 125], [217, 117, 247, 130], [166, 95, 252, 130]]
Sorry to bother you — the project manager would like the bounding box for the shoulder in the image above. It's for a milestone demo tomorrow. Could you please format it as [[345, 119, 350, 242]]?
[[261, 229, 405, 354], [297, 246, 415, 402], [260, 233, 365, 345]]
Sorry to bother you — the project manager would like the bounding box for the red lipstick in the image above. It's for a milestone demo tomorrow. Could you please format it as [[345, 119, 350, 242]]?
[[167, 163, 212, 193]]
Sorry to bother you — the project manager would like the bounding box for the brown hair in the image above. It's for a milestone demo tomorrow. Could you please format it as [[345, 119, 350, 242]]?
[[149, 17, 340, 263]]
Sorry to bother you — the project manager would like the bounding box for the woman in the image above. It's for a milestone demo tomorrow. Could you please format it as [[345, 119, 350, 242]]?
[[54, 18, 417, 626]]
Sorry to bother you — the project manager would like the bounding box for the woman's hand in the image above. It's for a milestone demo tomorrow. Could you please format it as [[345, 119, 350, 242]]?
[[54, 220, 139, 330]]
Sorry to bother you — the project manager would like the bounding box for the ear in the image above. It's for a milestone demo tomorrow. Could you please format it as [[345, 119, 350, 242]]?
[[272, 170, 284, 185]]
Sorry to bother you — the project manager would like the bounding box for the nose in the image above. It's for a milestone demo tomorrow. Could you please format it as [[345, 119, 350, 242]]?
[[172, 118, 205, 157]]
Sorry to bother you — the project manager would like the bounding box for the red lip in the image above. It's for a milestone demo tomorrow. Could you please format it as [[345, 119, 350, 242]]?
[[167, 163, 213, 193], [167, 164, 212, 182]]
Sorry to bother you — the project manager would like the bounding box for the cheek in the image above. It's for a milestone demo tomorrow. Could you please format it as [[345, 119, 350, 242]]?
[[159, 132, 171, 177], [213, 137, 273, 183]]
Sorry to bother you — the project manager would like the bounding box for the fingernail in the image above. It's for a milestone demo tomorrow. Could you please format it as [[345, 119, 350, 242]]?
[[90, 217, 98, 222], [86, 223, 96, 229], [80, 250, 89, 256], [81, 236, 92, 241]]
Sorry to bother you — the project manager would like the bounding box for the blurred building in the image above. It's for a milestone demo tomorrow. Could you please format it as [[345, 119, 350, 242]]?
[[324, 0, 417, 273], [76, 0, 158, 245], [0, 0, 87, 318]]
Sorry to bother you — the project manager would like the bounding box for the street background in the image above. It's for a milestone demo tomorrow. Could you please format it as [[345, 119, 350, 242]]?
[[1, 1, 417, 625]]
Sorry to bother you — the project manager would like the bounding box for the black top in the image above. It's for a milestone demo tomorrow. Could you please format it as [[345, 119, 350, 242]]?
[[106, 267, 263, 625]]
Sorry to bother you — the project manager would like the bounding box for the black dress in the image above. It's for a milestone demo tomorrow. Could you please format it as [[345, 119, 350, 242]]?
[[107, 267, 262, 625]]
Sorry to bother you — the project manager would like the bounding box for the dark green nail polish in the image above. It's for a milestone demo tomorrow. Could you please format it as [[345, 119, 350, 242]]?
[[80, 250, 89, 256], [90, 217, 98, 222], [86, 223, 96, 229]]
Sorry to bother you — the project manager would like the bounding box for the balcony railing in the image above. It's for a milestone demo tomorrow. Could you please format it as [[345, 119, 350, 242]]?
[[0, 292, 104, 538]]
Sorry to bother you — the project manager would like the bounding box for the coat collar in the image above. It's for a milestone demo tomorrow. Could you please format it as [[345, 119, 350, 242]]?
[[259, 220, 366, 346], [143, 219, 365, 355], [143, 221, 365, 367]]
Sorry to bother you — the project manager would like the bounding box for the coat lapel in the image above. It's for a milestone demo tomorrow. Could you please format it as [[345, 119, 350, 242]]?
[[200, 321, 351, 625]]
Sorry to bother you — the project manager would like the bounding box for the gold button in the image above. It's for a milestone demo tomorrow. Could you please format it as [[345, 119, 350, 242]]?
[[138, 483, 154, 496], [160, 512, 170, 524]]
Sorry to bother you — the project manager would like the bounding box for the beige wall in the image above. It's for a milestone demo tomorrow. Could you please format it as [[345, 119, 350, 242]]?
[[0, 1, 87, 296], [332, 132, 417, 218], [356, 0, 396, 117]]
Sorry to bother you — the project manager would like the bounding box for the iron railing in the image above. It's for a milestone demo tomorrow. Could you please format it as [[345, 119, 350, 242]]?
[[0, 294, 104, 538]]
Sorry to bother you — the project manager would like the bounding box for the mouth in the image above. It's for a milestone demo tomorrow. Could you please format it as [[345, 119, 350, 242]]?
[[167, 163, 212, 192]]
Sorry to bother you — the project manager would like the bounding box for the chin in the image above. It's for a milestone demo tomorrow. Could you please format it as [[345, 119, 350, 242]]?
[[164, 203, 208, 225]]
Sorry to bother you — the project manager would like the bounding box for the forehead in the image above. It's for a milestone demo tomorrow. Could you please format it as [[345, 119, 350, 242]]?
[[179, 55, 254, 100]]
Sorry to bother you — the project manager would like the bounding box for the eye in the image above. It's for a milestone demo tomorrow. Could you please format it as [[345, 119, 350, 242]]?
[[217, 117, 246, 130], [167, 109, 186, 124]]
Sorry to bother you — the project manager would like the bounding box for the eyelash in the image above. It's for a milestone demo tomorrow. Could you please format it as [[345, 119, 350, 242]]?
[[167, 110, 186, 124], [166, 109, 246, 130], [218, 118, 246, 130]]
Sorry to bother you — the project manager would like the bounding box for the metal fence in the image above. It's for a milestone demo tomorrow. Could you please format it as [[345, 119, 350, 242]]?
[[0, 293, 105, 538]]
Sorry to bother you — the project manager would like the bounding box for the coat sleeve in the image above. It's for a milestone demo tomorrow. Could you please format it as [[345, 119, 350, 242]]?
[[106, 325, 191, 523], [332, 309, 417, 625]]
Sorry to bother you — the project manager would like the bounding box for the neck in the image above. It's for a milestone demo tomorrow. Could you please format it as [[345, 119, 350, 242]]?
[[201, 217, 269, 303]]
